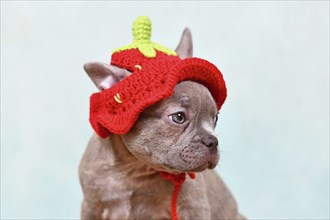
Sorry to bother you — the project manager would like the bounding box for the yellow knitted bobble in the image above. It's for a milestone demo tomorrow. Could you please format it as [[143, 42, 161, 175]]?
[[113, 16, 176, 58]]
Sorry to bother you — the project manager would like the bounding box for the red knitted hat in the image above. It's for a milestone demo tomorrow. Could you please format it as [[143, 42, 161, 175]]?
[[89, 16, 227, 138]]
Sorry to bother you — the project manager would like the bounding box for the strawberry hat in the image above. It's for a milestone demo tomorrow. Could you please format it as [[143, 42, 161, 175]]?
[[89, 16, 227, 138]]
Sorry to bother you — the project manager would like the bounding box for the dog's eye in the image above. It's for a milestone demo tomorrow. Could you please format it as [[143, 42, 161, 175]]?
[[169, 112, 186, 124]]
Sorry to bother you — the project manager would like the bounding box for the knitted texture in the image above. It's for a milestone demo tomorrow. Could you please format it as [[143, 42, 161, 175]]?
[[113, 16, 176, 58], [160, 172, 196, 220], [89, 16, 227, 137]]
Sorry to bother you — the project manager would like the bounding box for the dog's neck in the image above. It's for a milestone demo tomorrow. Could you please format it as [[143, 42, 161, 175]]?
[[107, 134, 134, 163], [104, 134, 159, 179]]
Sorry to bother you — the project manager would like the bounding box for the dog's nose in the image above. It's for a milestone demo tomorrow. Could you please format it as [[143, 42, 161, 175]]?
[[203, 136, 218, 149]]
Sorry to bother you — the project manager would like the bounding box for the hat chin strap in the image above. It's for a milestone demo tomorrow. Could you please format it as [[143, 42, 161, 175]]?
[[160, 171, 196, 220]]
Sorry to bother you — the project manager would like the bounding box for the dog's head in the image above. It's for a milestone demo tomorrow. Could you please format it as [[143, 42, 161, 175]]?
[[85, 29, 220, 173]]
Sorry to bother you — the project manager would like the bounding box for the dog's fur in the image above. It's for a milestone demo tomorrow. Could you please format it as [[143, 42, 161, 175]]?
[[79, 29, 245, 219]]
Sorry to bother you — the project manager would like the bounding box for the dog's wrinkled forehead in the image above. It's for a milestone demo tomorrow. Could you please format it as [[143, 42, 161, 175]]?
[[165, 81, 217, 114]]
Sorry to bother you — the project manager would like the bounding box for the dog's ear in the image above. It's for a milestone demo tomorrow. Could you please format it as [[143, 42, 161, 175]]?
[[84, 62, 131, 90], [175, 28, 193, 59]]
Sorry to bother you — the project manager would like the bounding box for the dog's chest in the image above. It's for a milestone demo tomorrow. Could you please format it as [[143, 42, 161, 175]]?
[[97, 175, 173, 219], [98, 177, 213, 220]]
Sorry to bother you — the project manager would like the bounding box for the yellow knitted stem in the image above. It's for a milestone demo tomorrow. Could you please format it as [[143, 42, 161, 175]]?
[[113, 16, 176, 58]]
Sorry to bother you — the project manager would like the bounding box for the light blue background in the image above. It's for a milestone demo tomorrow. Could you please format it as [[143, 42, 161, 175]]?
[[1, 1, 329, 219]]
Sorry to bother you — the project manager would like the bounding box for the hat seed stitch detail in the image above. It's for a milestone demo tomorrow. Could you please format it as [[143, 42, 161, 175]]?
[[135, 64, 142, 70], [114, 93, 122, 104]]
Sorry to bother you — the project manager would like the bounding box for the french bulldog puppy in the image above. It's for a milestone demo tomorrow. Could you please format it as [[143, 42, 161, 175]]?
[[79, 29, 245, 220]]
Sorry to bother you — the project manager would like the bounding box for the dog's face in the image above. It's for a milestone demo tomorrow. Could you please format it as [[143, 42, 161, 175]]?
[[121, 81, 219, 173], [84, 28, 221, 173]]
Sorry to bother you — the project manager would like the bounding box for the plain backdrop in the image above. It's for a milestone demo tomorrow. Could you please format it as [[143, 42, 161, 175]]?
[[1, 1, 329, 219]]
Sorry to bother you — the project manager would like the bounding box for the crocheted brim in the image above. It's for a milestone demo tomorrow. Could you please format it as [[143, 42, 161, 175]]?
[[89, 57, 226, 137]]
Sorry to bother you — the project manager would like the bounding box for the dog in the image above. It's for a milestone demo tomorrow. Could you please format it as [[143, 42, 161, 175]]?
[[79, 26, 245, 220]]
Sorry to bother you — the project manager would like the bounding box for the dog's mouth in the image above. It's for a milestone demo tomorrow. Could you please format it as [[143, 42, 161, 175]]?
[[187, 162, 215, 172], [136, 143, 219, 174], [161, 153, 219, 173], [189, 159, 219, 171], [161, 162, 215, 173], [173, 143, 219, 172], [141, 155, 218, 174]]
